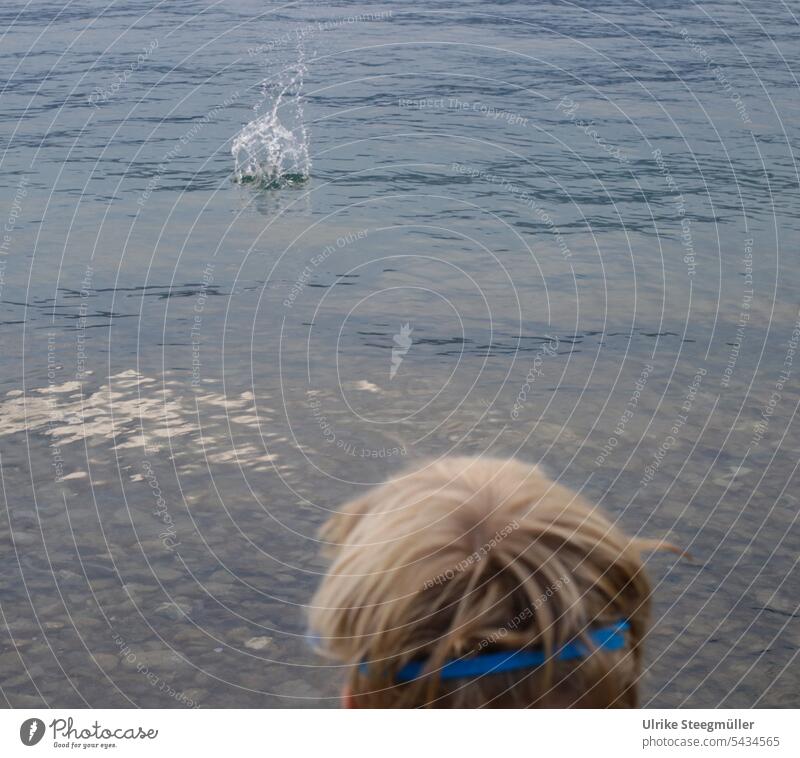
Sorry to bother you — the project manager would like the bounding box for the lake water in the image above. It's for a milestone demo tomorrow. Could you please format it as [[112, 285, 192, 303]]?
[[1, 0, 798, 707]]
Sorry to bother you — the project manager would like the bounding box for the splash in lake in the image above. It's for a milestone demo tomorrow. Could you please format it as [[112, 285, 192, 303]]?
[[232, 54, 311, 188]]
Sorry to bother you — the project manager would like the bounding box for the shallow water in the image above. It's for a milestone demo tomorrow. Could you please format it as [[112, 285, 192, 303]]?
[[0, 1, 798, 707]]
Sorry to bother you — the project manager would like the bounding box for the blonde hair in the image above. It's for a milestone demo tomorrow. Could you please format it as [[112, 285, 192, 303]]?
[[309, 456, 669, 708]]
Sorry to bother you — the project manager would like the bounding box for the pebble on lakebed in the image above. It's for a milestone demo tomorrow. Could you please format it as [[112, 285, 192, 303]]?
[[244, 636, 272, 651]]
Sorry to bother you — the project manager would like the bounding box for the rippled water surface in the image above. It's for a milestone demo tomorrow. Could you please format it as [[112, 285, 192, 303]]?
[[1, 1, 798, 707]]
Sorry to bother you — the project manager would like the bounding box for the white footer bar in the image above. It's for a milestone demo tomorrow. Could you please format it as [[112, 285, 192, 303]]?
[[1, 709, 795, 757]]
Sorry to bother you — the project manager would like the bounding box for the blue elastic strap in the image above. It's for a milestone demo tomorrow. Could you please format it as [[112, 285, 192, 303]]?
[[360, 620, 630, 683]]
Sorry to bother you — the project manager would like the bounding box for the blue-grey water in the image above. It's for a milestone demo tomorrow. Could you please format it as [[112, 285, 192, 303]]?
[[1, 1, 798, 707]]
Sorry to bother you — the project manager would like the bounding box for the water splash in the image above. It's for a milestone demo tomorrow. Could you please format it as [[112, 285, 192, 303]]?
[[232, 55, 310, 188]]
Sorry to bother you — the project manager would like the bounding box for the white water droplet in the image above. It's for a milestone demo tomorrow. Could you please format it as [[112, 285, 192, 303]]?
[[232, 50, 310, 188]]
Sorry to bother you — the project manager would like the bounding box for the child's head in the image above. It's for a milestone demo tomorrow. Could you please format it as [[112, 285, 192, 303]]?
[[309, 456, 664, 708]]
